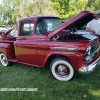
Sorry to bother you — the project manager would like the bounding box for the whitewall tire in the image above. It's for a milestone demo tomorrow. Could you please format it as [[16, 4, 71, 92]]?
[[0, 53, 11, 66], [50, 58, 75, 81]]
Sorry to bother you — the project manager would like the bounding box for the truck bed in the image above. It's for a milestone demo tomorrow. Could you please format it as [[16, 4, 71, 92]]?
[[0, 37, 16, 43]]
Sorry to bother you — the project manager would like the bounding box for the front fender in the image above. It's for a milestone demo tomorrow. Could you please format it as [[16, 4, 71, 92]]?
[[42, 51, 84, 71]]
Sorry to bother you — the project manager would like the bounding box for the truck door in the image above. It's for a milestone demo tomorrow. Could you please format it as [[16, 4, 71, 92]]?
[[14, 22, 38, 65]]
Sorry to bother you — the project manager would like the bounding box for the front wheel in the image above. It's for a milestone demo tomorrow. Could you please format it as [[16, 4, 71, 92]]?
[[50, 58, 75, 81], [0, 53, 12, 66]]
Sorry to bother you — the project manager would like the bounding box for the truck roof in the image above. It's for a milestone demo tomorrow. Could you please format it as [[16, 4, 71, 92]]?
[[19, 16, 60, 22]]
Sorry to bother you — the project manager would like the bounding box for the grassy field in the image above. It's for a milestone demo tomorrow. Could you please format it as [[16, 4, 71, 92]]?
[[0, 62, 100, 100]]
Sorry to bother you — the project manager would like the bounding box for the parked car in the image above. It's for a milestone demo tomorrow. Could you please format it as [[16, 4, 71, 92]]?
[[0, 11, 100, 81], [0, 27, 8, 33], [0, 27, 8, 37]]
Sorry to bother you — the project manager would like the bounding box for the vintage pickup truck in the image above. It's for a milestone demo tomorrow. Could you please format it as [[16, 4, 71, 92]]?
[[0, 11, 100, 81]]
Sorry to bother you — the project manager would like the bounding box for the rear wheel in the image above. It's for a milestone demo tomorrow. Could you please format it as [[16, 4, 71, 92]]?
[[50, 58, 75, 81], [0, 53, 11, 66]]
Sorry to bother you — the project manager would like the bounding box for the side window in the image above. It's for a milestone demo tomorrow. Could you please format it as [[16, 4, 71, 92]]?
[[36, 19, 47, 34], [20, 22, 34, 36]]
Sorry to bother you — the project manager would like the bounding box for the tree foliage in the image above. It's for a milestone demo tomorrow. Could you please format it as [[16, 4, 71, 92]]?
[[90, 0, 100, 11], [0, 0, 58, 27], [0, 0, 100, 27], [50, 0, 88, 19], [85, 0, 100, 12]]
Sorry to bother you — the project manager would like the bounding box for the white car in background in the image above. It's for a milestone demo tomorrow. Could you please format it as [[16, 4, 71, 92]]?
[[0, 27, 8, 38], [0, 27, 8, 33]]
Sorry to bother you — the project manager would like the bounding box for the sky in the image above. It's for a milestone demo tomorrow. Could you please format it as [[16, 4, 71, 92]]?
[[0, 0, 2, 4]]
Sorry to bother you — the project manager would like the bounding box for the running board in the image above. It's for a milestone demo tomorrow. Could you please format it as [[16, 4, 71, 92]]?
[[8, 59, 17, 62]]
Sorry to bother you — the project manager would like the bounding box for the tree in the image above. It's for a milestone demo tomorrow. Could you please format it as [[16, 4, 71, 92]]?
[[51, 0, 88, 20], [91, 0, 100, 11], [0, 0, 23, 26], [0, 20, 7, 27], [0, 0, 59, 27], [50, 0, 70, 19], [85, 0, 100, 13]]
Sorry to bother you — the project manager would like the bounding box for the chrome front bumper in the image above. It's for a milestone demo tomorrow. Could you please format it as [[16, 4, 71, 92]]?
[[79, 56, 100, 74]]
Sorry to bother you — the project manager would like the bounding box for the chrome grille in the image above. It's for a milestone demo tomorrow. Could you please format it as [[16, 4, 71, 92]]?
[[85, 42, 100, 63], [91, 44, 99, 53], [90, 43, 100, 58], [93, 38, 98, 43]]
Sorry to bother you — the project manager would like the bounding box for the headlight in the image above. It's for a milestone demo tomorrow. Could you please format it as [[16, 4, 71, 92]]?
[[86, 43, 93, 55], [84, 43, 93, 63], [85, 55, 93, 63]]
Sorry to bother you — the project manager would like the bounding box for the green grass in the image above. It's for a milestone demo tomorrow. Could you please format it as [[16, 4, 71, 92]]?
[[0, 62, 100, 100]]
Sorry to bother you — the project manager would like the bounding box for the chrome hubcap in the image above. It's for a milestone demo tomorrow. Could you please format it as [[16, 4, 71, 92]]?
[[1, 55, 7, 65], [56, 64, 70, 77], [58, 65, 67, 75]]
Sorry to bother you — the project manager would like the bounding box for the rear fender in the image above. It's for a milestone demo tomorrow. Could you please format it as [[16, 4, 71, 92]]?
[[0, 43, 16, 59]]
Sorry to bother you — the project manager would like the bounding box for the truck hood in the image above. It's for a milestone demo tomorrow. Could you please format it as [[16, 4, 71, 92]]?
[[48, 11, 95, 39], [1, 28, 14, 38]]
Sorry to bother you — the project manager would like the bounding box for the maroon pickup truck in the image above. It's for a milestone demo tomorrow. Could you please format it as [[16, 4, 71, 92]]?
[[0, 11, 100, 81]]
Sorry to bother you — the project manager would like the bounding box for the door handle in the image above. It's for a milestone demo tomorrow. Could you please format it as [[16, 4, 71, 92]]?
[[17, 38, 21, 40]]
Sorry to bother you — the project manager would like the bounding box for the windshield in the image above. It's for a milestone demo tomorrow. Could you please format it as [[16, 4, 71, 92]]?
[[36, 18, 62, 34]]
